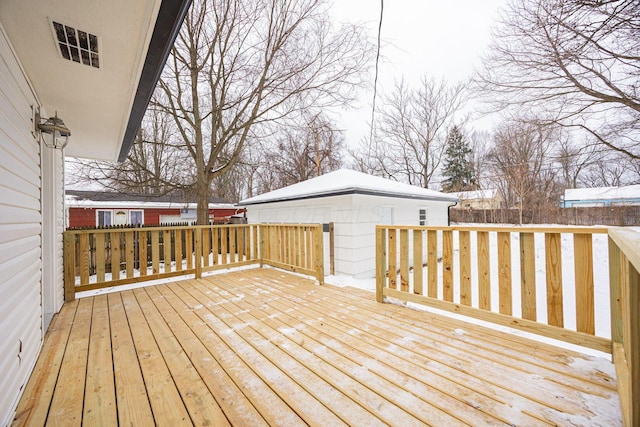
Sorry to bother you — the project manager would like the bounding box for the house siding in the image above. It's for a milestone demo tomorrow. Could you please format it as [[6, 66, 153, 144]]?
[[68, 206, 241, 228], [0, 27, 44, 426]]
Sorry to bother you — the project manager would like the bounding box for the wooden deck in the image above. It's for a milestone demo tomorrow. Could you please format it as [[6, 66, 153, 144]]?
[[13, 268, 621, 426]]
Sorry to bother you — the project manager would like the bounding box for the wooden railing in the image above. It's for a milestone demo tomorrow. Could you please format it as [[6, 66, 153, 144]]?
[[375, 226, 611, 352], [608, 227, 640, 427], [64, 223, 324, 299], [376, 224, 640, 426], [260, 224, 324, 283]]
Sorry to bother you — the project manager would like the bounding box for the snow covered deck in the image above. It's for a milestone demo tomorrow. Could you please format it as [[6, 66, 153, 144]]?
[[13, 268, 620, 426]]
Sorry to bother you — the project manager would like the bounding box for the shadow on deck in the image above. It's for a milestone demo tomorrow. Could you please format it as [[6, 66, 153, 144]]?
[[13, 268, 621, 426]]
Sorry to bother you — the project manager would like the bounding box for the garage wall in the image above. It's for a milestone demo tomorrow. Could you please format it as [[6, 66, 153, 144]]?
[[247, 200, 332, 224], [344, 195, 453, 278], [245, 194, 454, 280], [392, 197, 452, 226], [0, 27, 44, 426]]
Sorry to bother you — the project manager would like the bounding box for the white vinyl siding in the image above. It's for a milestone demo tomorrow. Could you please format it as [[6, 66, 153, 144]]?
[[379, 206, 394, 225], [0, 27, 44, 426]]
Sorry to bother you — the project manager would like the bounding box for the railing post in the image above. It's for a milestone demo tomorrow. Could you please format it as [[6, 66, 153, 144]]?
[[314, 224, 324, 284], [329, 222, 335, 275], [194, 226, 202, 279], [608, 235, 623, 344], [399, 229, 409, 292], [259, 225, 265, 267], [376, 226, 386, 303], [442, 230, 454, 302], [63, 231, 76, 302], [607, 228, 640, 427], [628, 263, 640, 427], [497, 231, 512, 315]]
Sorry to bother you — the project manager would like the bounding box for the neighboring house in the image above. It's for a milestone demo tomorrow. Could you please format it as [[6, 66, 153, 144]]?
[[0, 1, 190, 424], [562, 185, 640, 207], [239, 169, 458, 279], [65, 190, 244, 228], [452, 189, 502, 209]]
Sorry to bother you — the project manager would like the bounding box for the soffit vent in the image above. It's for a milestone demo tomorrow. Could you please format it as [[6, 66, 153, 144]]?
[[52, 21, 99, 68]]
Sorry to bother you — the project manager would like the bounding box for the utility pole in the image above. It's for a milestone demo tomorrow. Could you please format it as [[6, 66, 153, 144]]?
[[310, 112, 321, 177]]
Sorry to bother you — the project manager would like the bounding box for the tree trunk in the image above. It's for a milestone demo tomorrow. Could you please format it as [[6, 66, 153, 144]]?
[[196, 175, 211, 225]]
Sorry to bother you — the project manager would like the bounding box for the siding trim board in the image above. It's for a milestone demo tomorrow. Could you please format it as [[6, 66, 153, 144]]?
[[41, 144, 65, 330]]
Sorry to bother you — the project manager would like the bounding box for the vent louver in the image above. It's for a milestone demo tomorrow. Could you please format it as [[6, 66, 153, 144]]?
[[52, 21, 99, 68]]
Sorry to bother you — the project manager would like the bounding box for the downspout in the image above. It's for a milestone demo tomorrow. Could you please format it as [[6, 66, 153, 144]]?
[[447, 201, 458, 226]]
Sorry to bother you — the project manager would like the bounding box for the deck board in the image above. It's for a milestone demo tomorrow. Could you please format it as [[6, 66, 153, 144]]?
[[12, 300, 78, 426], [120, 289, 192, 426], [83, 294, 116, 426], [13, 268, 621, 426], [145, 285, 268, 427], [107, 292, 155, 426], [47, 297, 93, 427]]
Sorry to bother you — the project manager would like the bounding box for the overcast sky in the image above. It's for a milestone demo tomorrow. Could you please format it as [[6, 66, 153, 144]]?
[[329, 0, 507, 146]]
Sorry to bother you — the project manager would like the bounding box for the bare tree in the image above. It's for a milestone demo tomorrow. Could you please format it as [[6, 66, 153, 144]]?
[[487, 119, 560, 224], [351, 76, 467, 188], [70, 105, 187, 194], [581, 151, 640, 187], [263, 111, 344, 190], [468, 129, 492, 189], [476, 0, 640, 159], [150, 0, 372, 223], [210, 158, 251, 203], [554, 133, 600, 189]]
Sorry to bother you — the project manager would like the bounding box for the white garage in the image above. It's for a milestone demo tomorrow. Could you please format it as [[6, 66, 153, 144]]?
[[239, 169, 458, 278]]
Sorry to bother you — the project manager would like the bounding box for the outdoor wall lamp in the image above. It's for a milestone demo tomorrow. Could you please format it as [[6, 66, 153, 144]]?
[[35, 111, 71, 149]]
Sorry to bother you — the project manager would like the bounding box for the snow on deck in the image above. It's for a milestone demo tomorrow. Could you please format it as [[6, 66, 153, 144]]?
[[15, 268, 621, 426]]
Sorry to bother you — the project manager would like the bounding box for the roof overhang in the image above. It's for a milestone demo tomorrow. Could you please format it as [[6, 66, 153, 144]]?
[[0, 0, 190, 162], [65, 199, 236, 210], [239, 188, 459, 206]]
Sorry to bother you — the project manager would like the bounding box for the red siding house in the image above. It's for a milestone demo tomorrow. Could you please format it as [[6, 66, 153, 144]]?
[[66, 190, 244, 228]]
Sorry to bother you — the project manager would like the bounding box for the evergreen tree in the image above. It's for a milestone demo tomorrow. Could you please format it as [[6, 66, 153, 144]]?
[[441, 126, 477, 192]]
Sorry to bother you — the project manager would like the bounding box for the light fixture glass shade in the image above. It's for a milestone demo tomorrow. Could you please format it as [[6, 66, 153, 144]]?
[[38, 112, 71, 149]]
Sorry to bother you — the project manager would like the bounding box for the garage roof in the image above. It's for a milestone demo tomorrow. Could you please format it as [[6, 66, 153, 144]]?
[[564, 185, 640, 202], [239, 169, 459, 205]]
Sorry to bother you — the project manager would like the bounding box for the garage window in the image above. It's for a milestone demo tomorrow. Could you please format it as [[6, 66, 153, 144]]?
[[419, 208, 427, 226]]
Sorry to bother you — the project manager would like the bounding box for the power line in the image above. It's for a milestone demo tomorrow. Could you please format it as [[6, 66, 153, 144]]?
[[368, 0, 383, 156]]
